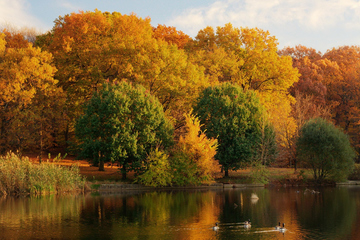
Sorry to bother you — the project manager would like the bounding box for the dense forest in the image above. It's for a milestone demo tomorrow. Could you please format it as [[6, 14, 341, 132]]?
[[1, 10, 359, 181]]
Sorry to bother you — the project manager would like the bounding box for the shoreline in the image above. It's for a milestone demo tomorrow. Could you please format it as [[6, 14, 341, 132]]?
[[95, 181, 360, 193]]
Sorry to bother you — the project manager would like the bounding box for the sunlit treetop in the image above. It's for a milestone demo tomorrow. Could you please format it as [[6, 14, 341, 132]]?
[[153, 24, 191, 49]]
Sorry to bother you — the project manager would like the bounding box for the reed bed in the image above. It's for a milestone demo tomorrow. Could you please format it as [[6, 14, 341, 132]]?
[[0, 152, 85, 196]]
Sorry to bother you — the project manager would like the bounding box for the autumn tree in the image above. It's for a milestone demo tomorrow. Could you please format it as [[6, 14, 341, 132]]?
[[1, 24, 40, 47], [279, 45, 326, 104], [256, 117, 277, 166], [0, 33, 63, 156], [75, 82, 173, 176], [172, 112, 218, 184], [279, 45, 331, 168], [194, 83, 264, 177], [152, 24, 191, 49], [322, 47, 360, 131], [36, 10, 207, 144], [187, 23, 299, 155], [281, 45, 360, 164], [297, 118, 355, 182]]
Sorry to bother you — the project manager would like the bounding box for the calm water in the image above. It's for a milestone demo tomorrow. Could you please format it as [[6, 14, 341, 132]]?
[[1, 186, 360, 240]]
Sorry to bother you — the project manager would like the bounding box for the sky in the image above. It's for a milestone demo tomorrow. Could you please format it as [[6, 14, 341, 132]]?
[[1, 0, 360, 53]]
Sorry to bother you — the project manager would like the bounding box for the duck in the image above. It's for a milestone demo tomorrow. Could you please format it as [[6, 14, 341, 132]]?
[[213, 222, 219, 231], [244, 219, 251, 228], [279, 223, 286, 232], [275, 222, 281, 230]]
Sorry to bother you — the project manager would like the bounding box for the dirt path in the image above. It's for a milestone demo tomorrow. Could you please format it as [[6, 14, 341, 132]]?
[[25, 153, 127, 181], [23, 153, 302, 183]]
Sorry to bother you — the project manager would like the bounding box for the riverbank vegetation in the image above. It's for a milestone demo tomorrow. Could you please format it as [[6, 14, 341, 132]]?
[[1, 10, 359, 188], [0, 153, 85, 196]]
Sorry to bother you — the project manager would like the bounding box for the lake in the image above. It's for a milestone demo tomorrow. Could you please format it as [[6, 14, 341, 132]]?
[[1, 186, 360, 239]]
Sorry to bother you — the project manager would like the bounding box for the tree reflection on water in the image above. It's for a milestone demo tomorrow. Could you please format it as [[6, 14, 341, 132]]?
[[0, 186, 359, 239]]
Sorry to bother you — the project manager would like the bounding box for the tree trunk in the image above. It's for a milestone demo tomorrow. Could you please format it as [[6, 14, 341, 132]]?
[[225, 169, 229, 177], [98, 160, 105, 171], [39, 121, 43, 164], [65, 123, 69, 149], [121, 164, 127, 180]]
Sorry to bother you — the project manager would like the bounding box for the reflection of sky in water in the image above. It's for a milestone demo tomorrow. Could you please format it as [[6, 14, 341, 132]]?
[[0, 186, 360, 239]]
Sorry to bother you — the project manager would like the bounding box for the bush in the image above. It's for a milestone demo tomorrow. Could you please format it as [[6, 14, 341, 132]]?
[[348, 164, 360, 180], [0, 152, 85, 196], [170, 151, 200, 186], [135, 149, 173, 187], [250, 161, 270, 184]]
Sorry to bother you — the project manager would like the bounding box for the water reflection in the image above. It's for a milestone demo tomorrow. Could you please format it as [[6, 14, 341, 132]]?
[[0, 186, 359, 239]]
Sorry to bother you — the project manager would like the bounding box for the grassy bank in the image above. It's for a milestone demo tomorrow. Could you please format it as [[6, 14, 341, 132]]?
[[22, 153, 360, 187], [0, 152, 85, 196]]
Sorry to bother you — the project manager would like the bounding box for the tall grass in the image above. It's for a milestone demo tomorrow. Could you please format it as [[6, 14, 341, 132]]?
[[0, 152, 85, 196]]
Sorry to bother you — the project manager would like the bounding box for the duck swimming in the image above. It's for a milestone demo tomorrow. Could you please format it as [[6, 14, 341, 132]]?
[[213, 222, 219, 231], [275, 222, 281, 230], [279, 223, 286, 232], [244, 219, 251, 228]]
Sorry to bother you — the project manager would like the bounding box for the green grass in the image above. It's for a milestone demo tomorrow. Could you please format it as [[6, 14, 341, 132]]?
[[90, 184, 101, 190], [0, 152, 85, 196], [215, 167, 315, 185]]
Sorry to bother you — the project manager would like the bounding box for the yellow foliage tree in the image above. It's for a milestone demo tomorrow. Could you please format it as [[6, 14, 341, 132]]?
[[0, 34, 63, 156], [37, 10, 207, 141], [188, 23, 299, 153], [178, 113, 219, 183], [0, 33, 5, 54]]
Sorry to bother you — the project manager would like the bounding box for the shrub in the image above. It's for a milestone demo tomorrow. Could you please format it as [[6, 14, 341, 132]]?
[[170, 151, 200, 186], [250, 161, 270, 184], [348, 164, 360, 180], [135, 149, 173, 187]]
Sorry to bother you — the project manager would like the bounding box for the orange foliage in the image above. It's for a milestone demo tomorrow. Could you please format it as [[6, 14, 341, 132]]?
[[2, 29, 29, 49], [280, 45, 360, 163], [153, 24, 191, 49]]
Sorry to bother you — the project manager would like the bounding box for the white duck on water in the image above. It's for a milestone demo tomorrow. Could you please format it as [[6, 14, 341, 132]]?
[[275, 222, 281, 230], [244, 219, 251, 228], [213, 222, 219, 231], [279, 223, 286, 232]]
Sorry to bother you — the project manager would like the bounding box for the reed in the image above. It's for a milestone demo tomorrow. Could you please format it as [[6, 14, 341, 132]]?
[[0, 152, 85, 196]]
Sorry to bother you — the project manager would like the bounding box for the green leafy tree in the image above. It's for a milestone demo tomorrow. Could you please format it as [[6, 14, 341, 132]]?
[[296, 118, 355, 182], [194, 83, 264, 177], [75, 82, 173, 177]]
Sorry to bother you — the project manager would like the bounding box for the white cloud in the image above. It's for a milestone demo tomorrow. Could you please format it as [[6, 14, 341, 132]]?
[[57, 0, 81, 12], [0, 0, 46, 29], [169, 0, 360, 36]]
